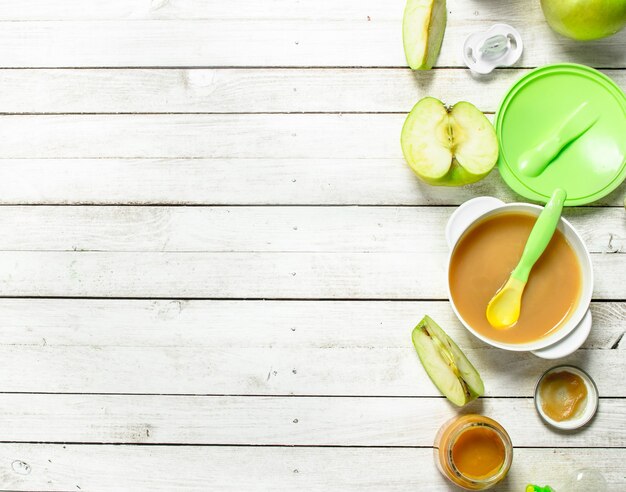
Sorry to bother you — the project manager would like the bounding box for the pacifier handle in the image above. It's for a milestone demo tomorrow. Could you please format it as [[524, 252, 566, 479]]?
[[480, 34, 510, 58]]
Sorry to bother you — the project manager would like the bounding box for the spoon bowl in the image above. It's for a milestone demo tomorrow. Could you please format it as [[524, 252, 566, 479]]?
[[485, 277, 525, 329]]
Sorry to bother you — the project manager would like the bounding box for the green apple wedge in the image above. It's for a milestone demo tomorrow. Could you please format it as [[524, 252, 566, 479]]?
[[401, 97, 498, 186], [403, 0, 447, 69], [412, 316, 484, 406]]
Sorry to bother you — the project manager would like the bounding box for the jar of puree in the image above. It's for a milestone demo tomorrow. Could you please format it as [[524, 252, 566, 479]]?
[[434, 414, 512, 490]]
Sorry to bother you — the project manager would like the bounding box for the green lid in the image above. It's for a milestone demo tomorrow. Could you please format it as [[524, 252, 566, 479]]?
[[496, 64, 626, 205]]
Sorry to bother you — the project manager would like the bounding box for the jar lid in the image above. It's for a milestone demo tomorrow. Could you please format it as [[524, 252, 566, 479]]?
[[495, 64, 626, 206]]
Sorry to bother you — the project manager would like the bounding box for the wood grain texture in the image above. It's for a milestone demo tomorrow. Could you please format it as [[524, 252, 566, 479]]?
[[3, 0, 403, 21], [0, 205, 623, 254], [0, 0, 624, 489], [0, 299, 622, 396], [0, 250, 622, 299], [1, 299, 622, 350], [0, 0, 621, 26], [0, 445, 623, 492], [0, 68, 624, 114], [0, 394, 623, 447], [0, 114, 403, 158], [0, 1, 624, 67], [0, 444, 626, 492], [0, 158, 623, 206]]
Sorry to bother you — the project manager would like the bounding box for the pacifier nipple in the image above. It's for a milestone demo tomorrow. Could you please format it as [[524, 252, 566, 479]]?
[[463, 24, 523, 74]]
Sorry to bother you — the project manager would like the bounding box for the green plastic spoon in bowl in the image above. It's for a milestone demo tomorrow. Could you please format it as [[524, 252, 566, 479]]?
[[486, 188, 567, 329]]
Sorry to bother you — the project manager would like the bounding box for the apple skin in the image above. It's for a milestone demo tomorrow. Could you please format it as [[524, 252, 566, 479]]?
[[430, 159, 486, 187], [412, 315, 484, 406], [540, 0, 626, 40]]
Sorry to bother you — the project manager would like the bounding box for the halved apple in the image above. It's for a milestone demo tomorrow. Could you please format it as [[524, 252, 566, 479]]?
[[401, 97, 498, 186], [411, 316, 484, 406], [402, 0, 447, 70]]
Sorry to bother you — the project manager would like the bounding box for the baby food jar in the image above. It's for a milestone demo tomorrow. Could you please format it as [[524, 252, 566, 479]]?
[[434, 414, 513, 490]]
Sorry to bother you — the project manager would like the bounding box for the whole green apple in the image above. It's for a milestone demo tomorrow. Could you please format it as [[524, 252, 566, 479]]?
[[541, 0, 626, 41]]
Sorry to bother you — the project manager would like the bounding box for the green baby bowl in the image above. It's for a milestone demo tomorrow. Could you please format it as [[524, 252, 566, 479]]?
[[495, 64, 626, 205]]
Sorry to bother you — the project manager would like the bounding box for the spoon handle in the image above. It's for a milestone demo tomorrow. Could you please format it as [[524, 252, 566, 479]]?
[[511, 188, 567, 283], [518, 102, 597, 177]]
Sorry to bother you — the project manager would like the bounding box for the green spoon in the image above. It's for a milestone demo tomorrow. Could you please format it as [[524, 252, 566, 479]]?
[[486, 188, 567, 329], [518, 101, 597, 177]]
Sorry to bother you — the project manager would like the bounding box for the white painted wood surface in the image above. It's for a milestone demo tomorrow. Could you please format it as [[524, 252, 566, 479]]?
[[0, 394, 624, 447], [0, 446, 623, 492], [0, 1, 624, 67], [0, 299, 623, 396], [1, 68, 624, 114], [0, 206, 623, 253], [0, 158, 623, 206], [0, 0, 624, 490], [1, 250, 624, 299]]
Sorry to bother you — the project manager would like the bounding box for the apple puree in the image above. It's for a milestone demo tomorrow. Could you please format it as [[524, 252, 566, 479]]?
[[452, 426, 506, 479], [449, 212, 582, 344], [434, 415, 512, 489], [539, 371, 588, 421]]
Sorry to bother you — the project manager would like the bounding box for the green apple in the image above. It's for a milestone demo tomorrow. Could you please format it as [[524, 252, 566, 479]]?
[[541, 0, 626, 40], [401, 97, 498, 186], [412, 316, 484, 406], [402, 0, 447, 69]]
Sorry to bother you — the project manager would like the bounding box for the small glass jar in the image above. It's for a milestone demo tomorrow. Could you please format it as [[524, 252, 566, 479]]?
[[434, 414, 513, 490]]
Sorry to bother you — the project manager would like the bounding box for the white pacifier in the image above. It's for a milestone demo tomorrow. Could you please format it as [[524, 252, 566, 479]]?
[[463, 24, 523, 74]]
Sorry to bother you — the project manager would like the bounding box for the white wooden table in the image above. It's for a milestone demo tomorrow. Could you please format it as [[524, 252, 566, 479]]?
[[0, 1, 624, 490]]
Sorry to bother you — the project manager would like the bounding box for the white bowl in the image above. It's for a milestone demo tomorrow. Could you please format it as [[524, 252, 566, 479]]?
[[534, 365, 599, 430], [445, 197, 593, 359]]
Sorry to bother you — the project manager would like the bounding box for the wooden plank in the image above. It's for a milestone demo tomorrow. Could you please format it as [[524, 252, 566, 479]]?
[[0, 206, 623, 254], [0, 342, 622, 397], [1, 299, 622, 351], [0, 344, 626, 397], [0, 1, 624, 67], [0, 0, 401, 21], [0, 114, 404, 159], [0, 250, 622, 299], [1, 68, 624, 114], [0, 158, 623, 206], [0, 0, 618, 25], [0, 445, 623, 492], [0, 299, 622, 396], [0, 394, 623, 447]]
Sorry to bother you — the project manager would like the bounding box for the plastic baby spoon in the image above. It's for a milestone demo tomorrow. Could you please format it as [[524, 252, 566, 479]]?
[[518, 102, 597, 177], [486, 188, 567, 329]]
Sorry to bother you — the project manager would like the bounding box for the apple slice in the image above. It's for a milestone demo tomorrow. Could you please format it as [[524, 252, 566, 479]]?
[[412, 316, 484, 406], [401, 97, 498, 186], [402, 0, 447, 70]]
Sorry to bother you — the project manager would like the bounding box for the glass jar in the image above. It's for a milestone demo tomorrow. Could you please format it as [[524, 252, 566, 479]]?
[[434, 414, 513, 490]]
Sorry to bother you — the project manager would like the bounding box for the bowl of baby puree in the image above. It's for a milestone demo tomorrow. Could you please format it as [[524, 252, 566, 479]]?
[[445, 197, 593, 359]]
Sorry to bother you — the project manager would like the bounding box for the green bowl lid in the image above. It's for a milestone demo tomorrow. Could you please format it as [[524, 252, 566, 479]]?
[[496, 64, 626, 205]]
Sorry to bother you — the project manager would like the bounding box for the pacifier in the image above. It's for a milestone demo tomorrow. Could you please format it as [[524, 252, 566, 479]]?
[[463, 24, 523, 74]]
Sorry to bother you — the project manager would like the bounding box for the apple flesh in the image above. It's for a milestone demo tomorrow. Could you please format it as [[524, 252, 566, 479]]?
[[402, 0, 447, 69], [401, 97, 498, 186], [541, 0, 626, 40], [412, 316, 484, 406]]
